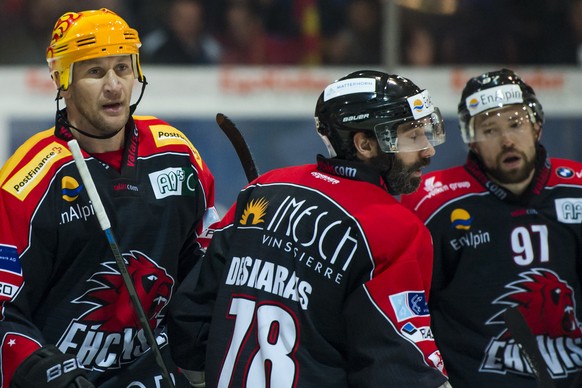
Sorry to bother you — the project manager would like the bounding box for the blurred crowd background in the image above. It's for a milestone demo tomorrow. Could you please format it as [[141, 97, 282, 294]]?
[[1, 0, 581, 67]]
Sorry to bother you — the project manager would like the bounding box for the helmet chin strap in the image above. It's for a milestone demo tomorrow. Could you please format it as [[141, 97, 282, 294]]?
[[55, 76, 148, 140]]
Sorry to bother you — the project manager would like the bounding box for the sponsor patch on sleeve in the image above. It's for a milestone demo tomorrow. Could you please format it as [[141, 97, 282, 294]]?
[[389, 291, 430, 322], [0, 245, 23, 303], [401, 322, 434, 342], [2, 143, 70, 201]]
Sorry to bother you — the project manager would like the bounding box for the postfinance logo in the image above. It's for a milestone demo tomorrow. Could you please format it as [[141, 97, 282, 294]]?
[[151, 125, 203, 171], [450, 208, 472, 230], [2, 143, 70, 201], [62, 176, 82, 202]]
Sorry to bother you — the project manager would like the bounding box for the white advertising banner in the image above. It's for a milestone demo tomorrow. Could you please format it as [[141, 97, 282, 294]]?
[[0, 65, 580, 165]]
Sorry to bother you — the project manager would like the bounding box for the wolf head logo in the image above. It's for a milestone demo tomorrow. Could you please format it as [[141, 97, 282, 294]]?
[[497, 269, 582, 339], [75, 250, 174, 332]]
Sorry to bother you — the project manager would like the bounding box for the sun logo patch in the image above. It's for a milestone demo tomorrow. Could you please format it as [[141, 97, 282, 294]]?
[[412, 99, 424, 112], [450, 208, 472, 230], [240, 197, 268, 226], [407, 90, 434, 119], [61, 176, 82, 202], [468, 98, 479, 109]]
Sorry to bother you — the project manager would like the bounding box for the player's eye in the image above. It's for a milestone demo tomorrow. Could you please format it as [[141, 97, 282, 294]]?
[[482, 127, 497, 136], [87, 67, 104, 77]]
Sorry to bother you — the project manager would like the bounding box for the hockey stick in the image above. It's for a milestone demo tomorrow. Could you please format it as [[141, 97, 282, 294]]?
[[215, 113, 260, 182], [503, 306, 555, 388], [67, 140, 175, 388]]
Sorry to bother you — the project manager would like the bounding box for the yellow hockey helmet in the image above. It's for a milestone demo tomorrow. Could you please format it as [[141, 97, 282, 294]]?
[[46, 8, 144, 91]]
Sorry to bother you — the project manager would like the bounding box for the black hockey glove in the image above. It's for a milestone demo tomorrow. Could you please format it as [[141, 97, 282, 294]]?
[[10, 345, 94, 388]]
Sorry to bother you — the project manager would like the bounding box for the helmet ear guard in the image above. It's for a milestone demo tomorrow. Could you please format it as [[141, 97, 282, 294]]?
[[46, 8, 144, 91], [314, 116, 339, 158]]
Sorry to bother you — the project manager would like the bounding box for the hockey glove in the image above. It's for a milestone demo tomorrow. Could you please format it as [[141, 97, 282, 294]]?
[[10, 345, 94, 388]]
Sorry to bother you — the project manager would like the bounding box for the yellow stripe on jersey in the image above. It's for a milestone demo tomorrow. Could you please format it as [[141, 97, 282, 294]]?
[[2, 142, 71, 201], [0, 129, 56, 185], [150, 124, 203, 171]]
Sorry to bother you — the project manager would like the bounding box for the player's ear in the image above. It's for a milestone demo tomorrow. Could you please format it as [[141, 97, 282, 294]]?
[[353, 132, 376, 161]]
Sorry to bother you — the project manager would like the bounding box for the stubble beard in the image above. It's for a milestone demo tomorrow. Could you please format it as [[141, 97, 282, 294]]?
[[487, 149, 536, 184], [75, 100, 129, 137]]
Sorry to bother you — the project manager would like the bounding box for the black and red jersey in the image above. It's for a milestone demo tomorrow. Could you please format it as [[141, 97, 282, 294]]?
[[169, 155, 449, 387], [0, 115, 217, 387], [401, 147, 582, 387]]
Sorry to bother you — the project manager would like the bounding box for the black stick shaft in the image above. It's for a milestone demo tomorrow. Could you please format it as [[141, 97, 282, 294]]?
[[68, 140, 175, 388], [216, 113, 260, 182], [504, 306, 555, 388]]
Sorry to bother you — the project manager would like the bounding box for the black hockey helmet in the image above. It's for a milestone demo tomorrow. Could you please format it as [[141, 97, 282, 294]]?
[[314, 70, 445, 159], [458, 68, 544, 143]]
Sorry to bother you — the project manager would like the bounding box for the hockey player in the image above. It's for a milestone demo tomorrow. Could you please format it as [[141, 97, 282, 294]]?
[[400, 68, 582, 387], [0, 8, 218, 388], [168, 70, 451, 387]]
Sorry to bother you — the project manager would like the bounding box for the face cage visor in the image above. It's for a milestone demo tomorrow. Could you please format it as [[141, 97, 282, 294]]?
[[373, 108, 445, 153], [461, 104, 537, 143]]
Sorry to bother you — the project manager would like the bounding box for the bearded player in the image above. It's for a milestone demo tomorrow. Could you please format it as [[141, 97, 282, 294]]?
[[401, 68, 582, 387], [169, 70, 451, 387]]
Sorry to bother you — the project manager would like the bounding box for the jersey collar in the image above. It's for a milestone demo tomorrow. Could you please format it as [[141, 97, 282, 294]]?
[[316, 155, 390, 192], [54, 110, 140, 178]]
